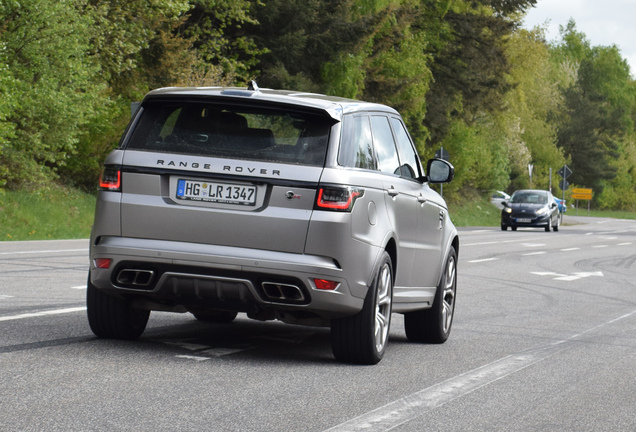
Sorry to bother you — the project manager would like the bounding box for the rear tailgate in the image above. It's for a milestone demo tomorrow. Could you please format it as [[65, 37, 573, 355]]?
[[119, 151, 322, 254]]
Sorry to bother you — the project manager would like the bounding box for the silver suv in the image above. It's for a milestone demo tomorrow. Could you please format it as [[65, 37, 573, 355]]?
[[87, 84, 459, 364]]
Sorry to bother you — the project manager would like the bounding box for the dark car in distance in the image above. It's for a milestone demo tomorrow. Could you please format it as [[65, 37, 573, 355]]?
[[501, 189, 560, 232]]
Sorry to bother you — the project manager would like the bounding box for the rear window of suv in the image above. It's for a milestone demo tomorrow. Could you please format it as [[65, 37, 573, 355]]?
[[125, 99, 332, 166]]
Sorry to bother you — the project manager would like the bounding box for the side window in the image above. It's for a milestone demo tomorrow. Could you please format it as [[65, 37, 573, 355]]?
[[338, 115, 376, 170], [370, 116, 400, 175], [390, 118, 421, 179]]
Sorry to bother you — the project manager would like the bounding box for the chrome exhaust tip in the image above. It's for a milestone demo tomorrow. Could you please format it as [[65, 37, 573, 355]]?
[[261, 282, 305, 302], [116, 269, 155, 287]]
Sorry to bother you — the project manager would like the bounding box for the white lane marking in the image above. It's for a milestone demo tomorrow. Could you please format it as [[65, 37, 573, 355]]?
[[200, 347, 249, 357], [161, 341, 211, 351], [532, 271, 567, 277], [523, 252, 546, 256], [467, 258, 498, 263], [571, 271, 604, 278], [531, 271, 603, 281], [0, 248, 88, 256], [554, 275, 584, 281], [324, 344, 568, 432], [175, 355, 211, 362], [561, 248, 580, 251], [0, 295, 15, 299], [157, 339, 254, 359], [618, 242, 632, 246], [521, 243, 545, 248], [463, 241, 499, 246], [463, 237, 536, 247], [71, 285, 87, 290], [324, 309, 636, 432], [0, 307, 86, 322], [592, 245, 608, 248]]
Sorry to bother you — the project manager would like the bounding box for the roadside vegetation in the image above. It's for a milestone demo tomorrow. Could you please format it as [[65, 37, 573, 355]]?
[[0, 188, 95, 241], [584, 209, 636, 220], [2, 188, 633, 241], [1, 0, 636, 240], [448, 196, 502, 227]]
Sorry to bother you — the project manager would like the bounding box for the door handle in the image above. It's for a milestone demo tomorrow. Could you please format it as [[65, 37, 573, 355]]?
[[387, 187, 399, 197]]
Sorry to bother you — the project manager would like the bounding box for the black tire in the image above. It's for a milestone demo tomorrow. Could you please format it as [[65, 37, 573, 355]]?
[[501, 225, 507, 231], [545, 224, 551, 232], [331, 251, 393, 365], [87, 274, 150, 340], [552, 215, 560, 232], [511, 226, 517, 231], [404, 246, 457, 344], [192, 310, 238, 323]]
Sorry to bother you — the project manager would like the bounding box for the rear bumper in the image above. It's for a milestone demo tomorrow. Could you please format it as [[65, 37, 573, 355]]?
[[89, 236, 366, 319]]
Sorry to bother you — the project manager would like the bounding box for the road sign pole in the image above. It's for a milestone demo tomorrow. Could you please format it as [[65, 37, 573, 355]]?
[[562, 187, 566, 218], [440, 147, 443, 197], [434, 146, 449, 198]]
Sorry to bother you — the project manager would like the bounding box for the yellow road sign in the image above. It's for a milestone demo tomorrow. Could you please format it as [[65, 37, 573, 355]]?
[[572, 188, 592, 194], [572, 188, 592, 200]]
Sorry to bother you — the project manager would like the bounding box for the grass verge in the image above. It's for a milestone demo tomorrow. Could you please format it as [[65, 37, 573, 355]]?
[[586, 209, 636, 220], [448, 196, 501, 227], [0, 187, 96, 241]]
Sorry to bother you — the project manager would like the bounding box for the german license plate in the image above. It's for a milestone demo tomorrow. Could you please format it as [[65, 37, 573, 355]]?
[[177, 179, 256, 205], [517, 218, 531, 223]]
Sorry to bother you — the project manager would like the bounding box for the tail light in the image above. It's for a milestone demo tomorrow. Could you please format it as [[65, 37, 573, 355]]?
[[99, 166, 121, 191], [315, 186, 364, 212]]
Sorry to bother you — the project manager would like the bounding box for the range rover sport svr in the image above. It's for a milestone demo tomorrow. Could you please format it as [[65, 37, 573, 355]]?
[[87, 83, 459, 364]]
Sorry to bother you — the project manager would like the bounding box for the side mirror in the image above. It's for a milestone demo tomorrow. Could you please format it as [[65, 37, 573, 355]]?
[[426, 158, 454, 184], [502, 201, 509, 207]]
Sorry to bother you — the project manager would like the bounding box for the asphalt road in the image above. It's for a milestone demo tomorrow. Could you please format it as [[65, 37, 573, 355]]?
[[1, 214, 635, 431]]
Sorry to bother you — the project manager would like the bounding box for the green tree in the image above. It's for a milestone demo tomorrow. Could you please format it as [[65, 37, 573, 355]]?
[[0, 0, 197, 190], [0, 0, 103, 189], [596, 137, 636, 210], [0, 44, 17, 189], [60, 0, 196, 190], [248, 0, 374, 92], [422, 0, 537, 148], [553, 24, 634, 195], [505, 27, 565, 191], [86, 0, 194, 97], [181, 0, 264, 85], [358, 1, 433, 143]]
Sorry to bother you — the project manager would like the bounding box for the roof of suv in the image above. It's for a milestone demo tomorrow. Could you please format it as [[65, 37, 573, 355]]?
[[144, 86, 399, 121]]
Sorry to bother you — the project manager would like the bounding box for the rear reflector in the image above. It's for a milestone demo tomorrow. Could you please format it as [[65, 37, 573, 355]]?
[[94, 258, 112, 269], [313, 279, 340, 290]]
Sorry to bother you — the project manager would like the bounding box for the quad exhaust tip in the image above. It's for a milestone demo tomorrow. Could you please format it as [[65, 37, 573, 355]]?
[[261, 282, 305, 302], [116, 269, 155, 287]]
